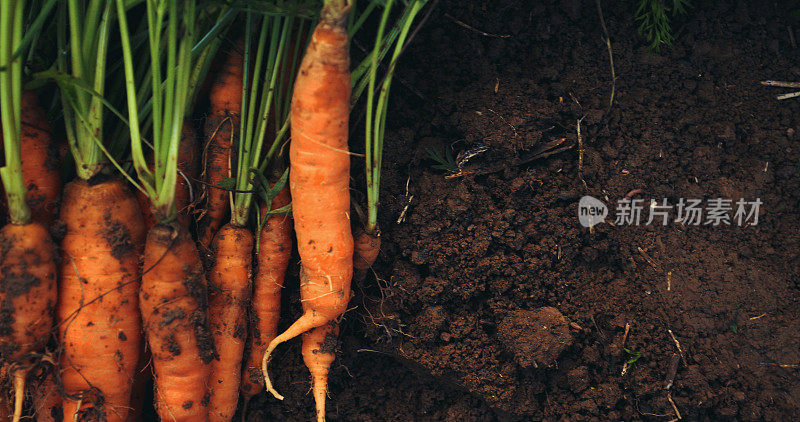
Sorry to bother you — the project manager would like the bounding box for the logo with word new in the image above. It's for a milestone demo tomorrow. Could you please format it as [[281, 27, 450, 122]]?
[[578, 196, 608, 228]]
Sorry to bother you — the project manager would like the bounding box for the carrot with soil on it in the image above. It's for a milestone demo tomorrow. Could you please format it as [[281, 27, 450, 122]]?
[[198, 41, 245, 251], [31, 365, 61, 422], [261, 2, 354, 419], [116, 1, 226, 419], [46, 2, 148, 420], [207, 13, 300, 419], [18, 89, 61, 227], [240, 187, 292, 399], [0, 3, 57, 422]]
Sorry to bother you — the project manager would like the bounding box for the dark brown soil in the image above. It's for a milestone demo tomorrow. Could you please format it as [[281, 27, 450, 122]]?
[[248, 0, 800, 420]]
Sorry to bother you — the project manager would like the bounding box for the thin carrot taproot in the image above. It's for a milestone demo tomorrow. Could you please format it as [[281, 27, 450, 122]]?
[[57, 178, 146, 422], [241, 188, 292, 398], [302, 322, 339, 422], [262, 4, 354, 420]]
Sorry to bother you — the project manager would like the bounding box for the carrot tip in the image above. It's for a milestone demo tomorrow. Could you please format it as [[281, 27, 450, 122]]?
[[262, 343, 284, 401], [12, 370, 25, 422]]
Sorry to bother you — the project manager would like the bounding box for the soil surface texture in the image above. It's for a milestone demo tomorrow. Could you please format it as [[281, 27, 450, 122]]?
[[248, 0, 800, 420]]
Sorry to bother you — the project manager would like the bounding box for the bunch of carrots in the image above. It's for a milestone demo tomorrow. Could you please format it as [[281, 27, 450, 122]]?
[[0, 0, 427, 421]]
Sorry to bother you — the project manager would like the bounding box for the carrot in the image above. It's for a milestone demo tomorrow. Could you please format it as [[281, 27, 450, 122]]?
[[56, 179, 146, 422], [140, 222, 217, 421], [18, 90, 61, 227], [206, 224, 252, 421], [353, 229, 380, 281], [302, 322, 339, 422], [18, 92, 60, 223], [241, 188, 292, 398], [137, 121, 200, 230], [262, 3, 353, 419], [32, 370, 61, 422], [0, 222, 57, 422], [0, 367, 8, 422], [198, 46, 244, 250]]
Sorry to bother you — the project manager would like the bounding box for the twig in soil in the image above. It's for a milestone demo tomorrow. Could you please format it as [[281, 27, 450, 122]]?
[[576, 116, 589, 192], [637, 247, 663, 271], [486, 108, 518, 139], [664, 353, 681, 390], [667, 329, 687, 366], [595, 0, 616, 110], [761, 80, 800, 100], [396, 174, 413, 224], [444, 13, 511, 38], [666, 270, 673, 291], [621, 322, 631, 348], [667, 391, 682, 420], [444, 137, 572, 179], [788, 26, 797, 49], [759, 362, 800, 368], [776, 91, 800, 100]]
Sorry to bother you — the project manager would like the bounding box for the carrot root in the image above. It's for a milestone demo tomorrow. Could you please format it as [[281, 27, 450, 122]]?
[[141, 223, 217, 421], [353, 229, 380, 281], [207, 224, 252, 422], [303, 323, 338, 422], [58, 179, 146, 422], [11, 370, 24, 422], [240, 191, 292, 399]]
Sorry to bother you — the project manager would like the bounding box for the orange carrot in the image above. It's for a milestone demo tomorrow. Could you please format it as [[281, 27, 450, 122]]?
[[138, 121, 199, 230], [198, 46, 244, 249], [302, 322, 339, 422], [241, 188, 292, 399], [0, 91, 62, 227], [262, 4, 353, 421], [18, 90, 61, 227], [32, 370, 61, 422], [353, 229, 380, 281], [0, 222, 57, 422], [57, 179, 146, 422], [140, 223, 217, 421], [207, 224, 252, 421]]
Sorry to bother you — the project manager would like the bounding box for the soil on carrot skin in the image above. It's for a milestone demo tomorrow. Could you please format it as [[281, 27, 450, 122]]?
[[246, 1, 800, 420]]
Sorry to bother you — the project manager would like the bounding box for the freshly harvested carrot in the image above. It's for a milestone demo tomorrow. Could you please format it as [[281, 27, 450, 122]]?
[[262, 4, 354, 420], [140, 223, 217, 421], [0, 91, 61, 227], [302, 322, 339, 422], [241, 188, 292, 398], [207, 224, 252, 421], [57, 179, 146, 422], [18, 90, 61, 227], [0, 367, 8, 422], [0, 222, 57, 422], [353, 229, 380, 281], [198, 46, 244, 249], [175, 121, 200, 228], [32, 371, 61, 422], [137, 121, 199, 230]]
